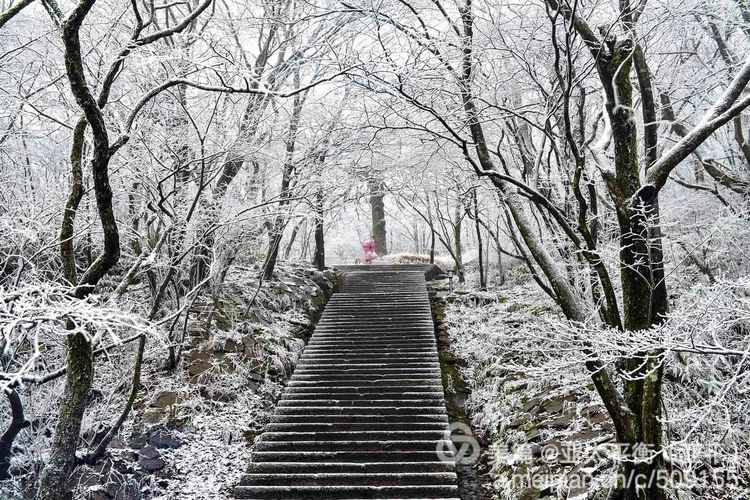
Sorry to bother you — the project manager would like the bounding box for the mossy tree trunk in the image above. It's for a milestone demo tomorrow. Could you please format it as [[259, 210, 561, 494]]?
[[596, 36, 666, 500], [368, 177, 388, 256], [39, 1, 119, 497], [457, 3, 666, 498], [36, 332, 94, 500]]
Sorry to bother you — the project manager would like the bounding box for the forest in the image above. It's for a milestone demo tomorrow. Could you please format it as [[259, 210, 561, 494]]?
[[0, 0, 749, 498]]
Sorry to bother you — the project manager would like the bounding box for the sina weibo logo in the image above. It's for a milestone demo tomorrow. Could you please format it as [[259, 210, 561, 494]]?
[[436, 422, 480, 464]]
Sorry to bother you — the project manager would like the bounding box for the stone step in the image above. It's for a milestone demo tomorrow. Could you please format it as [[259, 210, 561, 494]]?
[[311, 332, 434, 337], [304, 341, 436, 348], [294, 361, 440, 368], [311, 330, 432, 337], [283, 384, 444, 393], [281, 392, 445, 401], [289, 374, 441, 382], [329, 294, 427, 298], [265, 422, 449, 432], [296, 360, 439, 368], [316, 319, 434, 325], [311, 328, 435, 334], [324, 307, 430, 311], [250, 451, 454, 463], [314, 324, 433, 328], [323, 308, 431, 313], [296, 356, 438, 363], [234, 484, 460, 499], [239, 472, 457, 486], [277, 399, 445, 408], [281, 391, 445, 400], [307, 334, 436, 340], [298, 357, 437, 364], [274, 406, 447, 416], [304, 344, 436, 350], [292, 367, 441, 375], [320, 308, 432, 313], [254, 440, 449, 452], [308, 332, 434, 338], [287, 379, 444, 387], [261, 431, 448, 441], [299, 351, 437, 357], [270, 414, 449, 424], [300, 350, 436, 356], [300, 350, 437, 358], [309, 332, 435, 338], [290, 372, 442, 379], [245, 462, 455, 474], [318, 318, 432, 322]]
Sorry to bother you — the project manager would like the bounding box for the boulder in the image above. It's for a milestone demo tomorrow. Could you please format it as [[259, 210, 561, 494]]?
[[147, 426, 184, 449], [148, 391, 180, 409], [137, 445, 165, 472], [82, 423, 111, 445], [142, 408, 165, 425]]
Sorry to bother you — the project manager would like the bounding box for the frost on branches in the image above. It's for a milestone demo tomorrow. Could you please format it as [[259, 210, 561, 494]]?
[[1, 284, 161, 389], [444, 275, 750, 499]]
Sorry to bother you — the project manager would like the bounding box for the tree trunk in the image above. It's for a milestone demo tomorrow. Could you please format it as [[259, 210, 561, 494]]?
[[262, 73, 307, 281], [40, 1, 123, 495], [455, 8, 646, 498], [599, 38, 666, 500], [471, 189, 486, 289], [0, 387, 30, 479], [284, 218, 303, 260], [310, 183, 325, 270], [426, 192, 436, 264], [368, 177, 388, 256], [37, 332, 94, 500], [453, 203, 464, 283]]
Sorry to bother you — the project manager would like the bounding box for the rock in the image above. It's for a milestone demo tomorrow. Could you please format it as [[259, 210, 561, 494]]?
[[519, 488, 541, 500], [147, 426, 184, 449], [86, 485, 111, 500], [198, 385, 235, 402], [525, 427, 542, 443], [310, 291, 327, 311], [184, 349, 215, 381], [137, 445, 165, 472], [241, 334, 256, 353], [424, 264, 446, 281], [82, 423, 111, 445], [308, 270, 334, 293], [540, 396, 566, 414], [522, 396, 542, 412], [142, 408, 165, 425], [128, 429, 148, 449], [546, 415, 573, 429], [243, 429, 260, 444], [149, 391, 180, 409], [108, 437, 127, 449], [112, 480, 141, 500], [223, 337, 243, 352], [77, 466, 109, 492]]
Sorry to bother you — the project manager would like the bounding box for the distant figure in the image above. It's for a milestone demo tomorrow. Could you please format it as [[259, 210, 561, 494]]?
[[362, 236, 377, 264]]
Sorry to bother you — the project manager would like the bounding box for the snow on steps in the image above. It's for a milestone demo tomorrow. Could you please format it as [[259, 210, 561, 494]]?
[[233, 266, 459, 499]]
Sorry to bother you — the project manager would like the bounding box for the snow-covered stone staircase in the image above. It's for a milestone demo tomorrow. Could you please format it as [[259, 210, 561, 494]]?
[[234, 266, 459, 499]]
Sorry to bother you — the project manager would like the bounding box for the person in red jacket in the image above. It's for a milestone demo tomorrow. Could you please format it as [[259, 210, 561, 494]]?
[[362, 236, 377, 264]]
